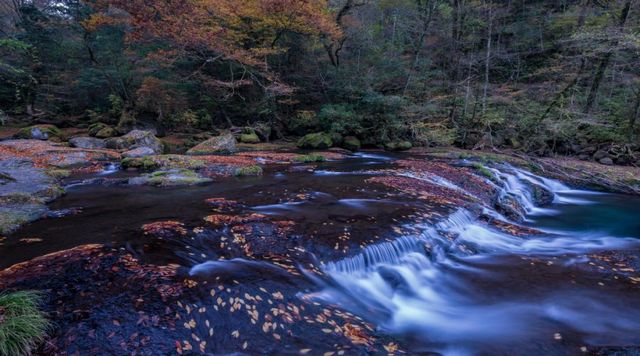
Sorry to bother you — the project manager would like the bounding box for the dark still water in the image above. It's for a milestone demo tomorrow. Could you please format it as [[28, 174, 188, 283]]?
[[2, 153, 640, 355]]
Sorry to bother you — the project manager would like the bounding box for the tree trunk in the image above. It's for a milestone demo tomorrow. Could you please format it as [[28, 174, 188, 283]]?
[[630, 89, 640, 142], [482, 1, 493, 114], [584, 0, 631, 114]]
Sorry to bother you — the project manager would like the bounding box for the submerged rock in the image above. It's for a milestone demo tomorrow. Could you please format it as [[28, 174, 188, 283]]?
[[187, 134, 237, 155]]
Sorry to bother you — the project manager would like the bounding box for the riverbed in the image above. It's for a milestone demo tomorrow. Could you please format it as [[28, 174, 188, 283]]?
[[1, 151, 639, 355]]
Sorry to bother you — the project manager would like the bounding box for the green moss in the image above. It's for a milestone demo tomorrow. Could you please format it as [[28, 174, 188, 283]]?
[[384, 141, 412, 151], [297, 132, 333, 149], [94, 126, 116, 139], [342, 136, 361, 151], [239, 133, 260, 144], [471, 162, 494, 179], [144, 169, 211, 186], [88, 122, 107, 136], [45, 169, 70, 179], [293, 154, 326, 163], [121, 156, 159, 171], [122, 155, 205, 171], [0, 212, 30, 235], [36, 185, 65, 202], [15, 125, 62, 140], [0, 194, 42, 205], [234, 165, 263, 176], [0, 290, 51, 356]]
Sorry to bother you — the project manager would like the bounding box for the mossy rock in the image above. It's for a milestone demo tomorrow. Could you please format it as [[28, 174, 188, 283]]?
[[384, 140, 412, 151], [239, 133, 260, 144], [330, 132, 344, 146], [471, 162, 494, 180], [130, 169, 212, 186], [95, 126, 117, 139], [121, 156, 160, 171], [122, 154, 206, 171], [293, 154, 325, 163], [45, 169, 71, 179], [342, 136, 361, 151], [234, 165, 263, 176], [187, 134, 237, 155], [14, 125, 62, 141], [297, 132, 332, 149], [88, 123, 107, 136]]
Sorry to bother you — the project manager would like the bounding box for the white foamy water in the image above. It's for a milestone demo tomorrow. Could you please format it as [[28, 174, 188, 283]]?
[[309, 166, 640, 354]]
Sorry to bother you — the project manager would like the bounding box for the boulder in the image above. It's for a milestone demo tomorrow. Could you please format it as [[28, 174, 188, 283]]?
[[384, 141, 412, 151], [253, 122, 272, 142], [69, 136, 106, 149], [122, 147, 156, 158], [186, 134, 237, 155], [239, 132, 260, 144], [599, 157, 614, 165], [14, 125, 62, 141], [342, 136, 361, 151], [593, 150, 608, 160], [95, 126, 117, 138], [297, 132, 332, 149], [129, 169, 212, 186], [105, 130, 163, 154]]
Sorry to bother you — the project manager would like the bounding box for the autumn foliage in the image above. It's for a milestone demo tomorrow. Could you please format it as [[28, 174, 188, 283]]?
[[89, 0, 340, 85]]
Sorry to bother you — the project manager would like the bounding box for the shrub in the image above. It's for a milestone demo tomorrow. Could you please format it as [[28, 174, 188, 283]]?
[[0, 291, 51, 356]]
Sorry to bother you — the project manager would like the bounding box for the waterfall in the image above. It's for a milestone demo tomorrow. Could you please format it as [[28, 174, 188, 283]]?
[[98, 162, 120, 176], [308, 164, 640, 354]]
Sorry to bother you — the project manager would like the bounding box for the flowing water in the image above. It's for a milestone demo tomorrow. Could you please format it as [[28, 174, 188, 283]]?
[[2, 152, 640, 354]]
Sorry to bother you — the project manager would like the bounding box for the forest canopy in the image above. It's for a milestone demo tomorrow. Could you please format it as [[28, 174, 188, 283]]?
[[1, 0, 639, 156]]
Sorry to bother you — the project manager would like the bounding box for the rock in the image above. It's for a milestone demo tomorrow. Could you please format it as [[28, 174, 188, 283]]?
[[253, 122, 272, 142], [105, 130, 163, 154], [122, 147, 156, 158], [599, 157, 614, 165], [529, 183, 554, 206], [578, 154, 590, 160], [14, 125, 62, 141], [234, 165, 263, 176], [129, 169, 212, 186], [0, 158, 64, 234], [69, 136, 106, 149], [95, 126, 117, 139], [186, 134, 237, 155], [342, 136, 361, 151], [88, 123, 108, 136], [330, 132, 344, 146], [239, 132, 260, 144], [593, 150, 608, 160], [384, 141, 412, 151], [297, 132, 332, 149], [579, 146, 597, 154]]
